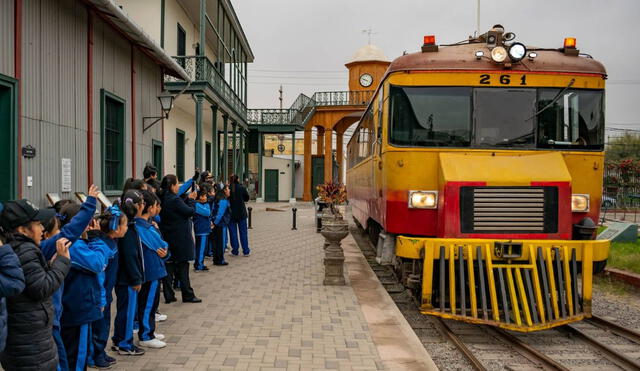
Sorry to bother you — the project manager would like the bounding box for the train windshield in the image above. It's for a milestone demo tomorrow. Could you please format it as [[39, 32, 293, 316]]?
[[389, 85, 605, 150]]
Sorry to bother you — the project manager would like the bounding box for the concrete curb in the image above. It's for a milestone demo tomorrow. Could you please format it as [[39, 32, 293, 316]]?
[[342, 233, 439, 371]]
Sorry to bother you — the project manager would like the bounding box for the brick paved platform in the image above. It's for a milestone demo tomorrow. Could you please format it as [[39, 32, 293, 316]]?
[[111, 202, 436, 370]]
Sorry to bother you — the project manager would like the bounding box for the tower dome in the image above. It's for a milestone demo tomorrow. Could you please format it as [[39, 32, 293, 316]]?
[[348, 44, 389, 63]]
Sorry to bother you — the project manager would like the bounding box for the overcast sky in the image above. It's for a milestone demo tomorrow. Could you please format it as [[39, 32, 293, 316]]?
[[234, 0, 640, 134]]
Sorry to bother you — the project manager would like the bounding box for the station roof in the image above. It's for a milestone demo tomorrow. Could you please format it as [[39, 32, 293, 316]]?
[[348, 44, 389, 64], [87, 0, 191, 81], [387, 42, 606, 76]]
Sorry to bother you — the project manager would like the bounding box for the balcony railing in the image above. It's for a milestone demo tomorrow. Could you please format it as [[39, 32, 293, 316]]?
[[248, 90, 375, 127], [166, 56, 246, 118]]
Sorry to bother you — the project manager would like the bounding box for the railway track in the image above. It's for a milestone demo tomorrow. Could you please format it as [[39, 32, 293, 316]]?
[[350, 224, 640, 370]]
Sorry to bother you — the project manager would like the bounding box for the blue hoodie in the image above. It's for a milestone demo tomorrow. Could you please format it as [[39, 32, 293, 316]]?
[[212, 199, 231, 228], [0, 245, 25, 353], [40, 196, 97, 327], [135, 218, 168, 282], [61, 237, 112, 326], [193, 202, 212, 235]]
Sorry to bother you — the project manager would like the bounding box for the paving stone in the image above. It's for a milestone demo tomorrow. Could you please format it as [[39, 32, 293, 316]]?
[[107, 204, 384, 370]]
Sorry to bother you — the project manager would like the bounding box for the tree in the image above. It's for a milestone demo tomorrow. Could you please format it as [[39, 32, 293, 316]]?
[[606, 133, 640, 162]]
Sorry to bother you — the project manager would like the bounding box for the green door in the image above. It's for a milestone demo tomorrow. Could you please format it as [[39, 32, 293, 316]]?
[[311, 156, 324, 199], [0, 75, 17, 202], [176, 129, 185, 181], [264, 169, 279, 202], [152, 140, 163, 177]]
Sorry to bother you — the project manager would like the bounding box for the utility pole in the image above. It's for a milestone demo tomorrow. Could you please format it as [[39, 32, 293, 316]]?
[[476, 0, 481, 37]]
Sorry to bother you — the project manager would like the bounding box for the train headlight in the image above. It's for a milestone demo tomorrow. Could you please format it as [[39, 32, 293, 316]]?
[[508, 43, 526, 62], [408, 191, 438, 209], [571, 194, 590, 212], [491, 46, 507, 63]]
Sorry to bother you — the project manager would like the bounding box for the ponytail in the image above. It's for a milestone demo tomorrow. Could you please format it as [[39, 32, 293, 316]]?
[[121, 190, 144, 221]]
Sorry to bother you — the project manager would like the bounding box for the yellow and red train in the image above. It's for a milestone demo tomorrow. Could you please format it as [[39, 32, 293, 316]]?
[[346, 26, 609, 332]]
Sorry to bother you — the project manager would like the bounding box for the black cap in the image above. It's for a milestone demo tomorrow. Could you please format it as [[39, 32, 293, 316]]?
[[0, 199, 54, 231]]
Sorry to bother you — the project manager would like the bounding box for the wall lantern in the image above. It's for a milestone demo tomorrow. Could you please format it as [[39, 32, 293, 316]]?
[[143, 91, 175, 132]]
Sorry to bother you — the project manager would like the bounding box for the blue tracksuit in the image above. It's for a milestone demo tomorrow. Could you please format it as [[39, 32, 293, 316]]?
[[0, 244, 25, 353], [113, 224, 145, 351], [40, 196, 96, 371], [136, 218, 168, 341], [61, 237, 112, 371], [193, 202, 211, 270], [212, 199, 231, 265], [90, 235, 118, 366]]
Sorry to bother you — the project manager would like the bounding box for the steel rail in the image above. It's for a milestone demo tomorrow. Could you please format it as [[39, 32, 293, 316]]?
[[433, 318, 487, 371], [588, 316, 640, 345], [563, 324, 640, 370], [488, 327, 570, 371]]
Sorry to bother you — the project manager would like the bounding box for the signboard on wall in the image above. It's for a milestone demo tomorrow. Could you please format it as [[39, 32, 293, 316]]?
[[61, 158, 72, 192]]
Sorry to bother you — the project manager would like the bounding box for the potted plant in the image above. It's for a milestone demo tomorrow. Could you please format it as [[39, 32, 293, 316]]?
[[317, 181, 349, 285]]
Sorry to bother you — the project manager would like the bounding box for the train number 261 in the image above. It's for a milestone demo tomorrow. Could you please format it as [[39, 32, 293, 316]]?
[[479, 74, 527, 85]]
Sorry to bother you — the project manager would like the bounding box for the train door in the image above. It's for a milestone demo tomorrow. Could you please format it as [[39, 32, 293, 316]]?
[[372, 90, 384, 225], [0, 75, 17, 202]]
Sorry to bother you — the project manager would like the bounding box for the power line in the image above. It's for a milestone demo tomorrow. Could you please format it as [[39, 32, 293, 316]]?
[[250, 68, 345, 73], [249, 75, 346, 80]]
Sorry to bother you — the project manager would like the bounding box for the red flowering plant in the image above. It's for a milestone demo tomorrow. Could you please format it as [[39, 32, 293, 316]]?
[[316, 181, 347, 218]]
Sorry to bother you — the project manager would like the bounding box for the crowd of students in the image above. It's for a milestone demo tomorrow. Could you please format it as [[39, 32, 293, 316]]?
[[0, 163, 251, 371]]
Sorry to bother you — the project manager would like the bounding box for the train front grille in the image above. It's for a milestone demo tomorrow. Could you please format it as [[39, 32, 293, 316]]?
[[460, 187, 558, 234], [421, 243, 588, 331]]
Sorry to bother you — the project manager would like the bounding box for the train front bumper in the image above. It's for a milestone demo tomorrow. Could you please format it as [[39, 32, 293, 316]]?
[[395, 236, 610, 332]]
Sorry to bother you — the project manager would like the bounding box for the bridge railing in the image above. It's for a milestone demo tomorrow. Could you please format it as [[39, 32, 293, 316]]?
[[247, 109, 295, 125], [165, 56, 246, 118], [311, 90, 375, 107]]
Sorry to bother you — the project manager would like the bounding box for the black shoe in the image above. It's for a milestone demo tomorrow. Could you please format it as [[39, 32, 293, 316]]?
[[110, 345, 119, 352], [213, 262, 229, 266], [183, 297, 202, 303], [201, 266, 210, 271], [165, 297, 177, 304], [118, 346, 145, 356], [105, 355, 117, 365]]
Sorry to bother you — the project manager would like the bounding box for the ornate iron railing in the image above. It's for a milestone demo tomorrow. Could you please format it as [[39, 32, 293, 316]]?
[[311, 90, 374, 107], [247, 109, 296, 125], [165, 56, 246, 118]]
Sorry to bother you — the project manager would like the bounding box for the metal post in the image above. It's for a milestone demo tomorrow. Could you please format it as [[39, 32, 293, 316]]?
[[292, 207, 297, 230], [239, 127, 244, 180], [211, 105, 218, 179], [247, 206, 253, 229], [223, 114, 229, 182], [194, 94, 204, 170]]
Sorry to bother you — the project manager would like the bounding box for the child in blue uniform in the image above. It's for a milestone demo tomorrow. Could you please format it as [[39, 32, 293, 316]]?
[[112, 191, 146, 356], [136, 190, 168, 349], [89, 205, 128, 369], [193, 184, 212, 271], [212, 183, 231, 266], [40, 185, 99, 370], [58, 204, 113, 371]]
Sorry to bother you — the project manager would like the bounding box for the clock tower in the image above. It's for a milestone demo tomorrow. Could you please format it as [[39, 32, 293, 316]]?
[[345, 44, 390, 92]]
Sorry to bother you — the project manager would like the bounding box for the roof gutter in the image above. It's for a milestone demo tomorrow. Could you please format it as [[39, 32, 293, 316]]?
[[88, 0, 191, 82]]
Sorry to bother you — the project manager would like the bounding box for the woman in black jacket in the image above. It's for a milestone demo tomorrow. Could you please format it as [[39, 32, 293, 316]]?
[[157, 175, 201, 303], [0, 200, 71, 371], [228, 175, 251, 256]]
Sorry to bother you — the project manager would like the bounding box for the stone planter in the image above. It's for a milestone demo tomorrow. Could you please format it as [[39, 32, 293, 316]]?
[[321, 216, 349, 286]]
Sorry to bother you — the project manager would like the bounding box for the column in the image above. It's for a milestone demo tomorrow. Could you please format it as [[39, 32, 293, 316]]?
[[316, 127, 324, 155], [231, 122, 237, 177], [211, 105, 219, 179], [290, 131, 296, 201], [324, 128, 333, 183], [336, 131, 344, 183], [238, 127, 244, 180], [303, 129, 312, 201], [223, 114, 229, 182], [257, 132, 263, 201], [194, 93, 204, 170], [198, 0, 206, 56]]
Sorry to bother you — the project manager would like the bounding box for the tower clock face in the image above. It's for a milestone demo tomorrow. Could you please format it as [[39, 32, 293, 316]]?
[[359, 73, 373, 87]]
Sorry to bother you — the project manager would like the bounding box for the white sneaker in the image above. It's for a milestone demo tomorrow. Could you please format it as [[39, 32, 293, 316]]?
[[133, 328, 139, 334], [155, 313, 167, 322], [154, 333, 165, 341], [138, 338, 166, 349]]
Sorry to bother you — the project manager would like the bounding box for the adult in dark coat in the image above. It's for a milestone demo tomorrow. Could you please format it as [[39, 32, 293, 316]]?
[[0, 241, 25, 353], [0, 200, 71, 371], [228, 175, 251, 256], [158, 174, 201, 303]]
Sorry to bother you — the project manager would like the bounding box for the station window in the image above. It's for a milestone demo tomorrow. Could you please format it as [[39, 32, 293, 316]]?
[[101, 89, 126, 192]]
